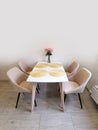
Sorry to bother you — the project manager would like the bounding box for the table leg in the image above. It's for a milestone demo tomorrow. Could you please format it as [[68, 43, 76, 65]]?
[[59, 83, 64, 112], [31, 83, 37, 112]]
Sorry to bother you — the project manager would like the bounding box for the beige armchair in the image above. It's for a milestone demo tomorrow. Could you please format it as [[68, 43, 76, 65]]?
[[62, 67, 91, 110], [65, 61, 80, 80], [7, 67, 37, 110], [18, 60, 40, 93], [18, 60, 33, 75]]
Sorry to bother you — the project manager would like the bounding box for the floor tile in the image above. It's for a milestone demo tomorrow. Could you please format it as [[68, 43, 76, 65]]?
[[0, 81, 98, 130]]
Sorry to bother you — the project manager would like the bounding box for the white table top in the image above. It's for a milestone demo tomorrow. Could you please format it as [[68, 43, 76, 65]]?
[[27, 62, 68, 83]]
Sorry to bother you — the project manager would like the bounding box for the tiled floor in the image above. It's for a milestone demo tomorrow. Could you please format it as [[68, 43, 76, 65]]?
[[0, 81, 98, 130]]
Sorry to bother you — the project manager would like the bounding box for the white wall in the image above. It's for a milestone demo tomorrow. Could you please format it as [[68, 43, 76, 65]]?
[[0, 0, 98, 89]]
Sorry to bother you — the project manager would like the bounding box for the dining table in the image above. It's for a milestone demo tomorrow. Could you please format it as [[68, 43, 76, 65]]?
[[27, 61, 68, 112]]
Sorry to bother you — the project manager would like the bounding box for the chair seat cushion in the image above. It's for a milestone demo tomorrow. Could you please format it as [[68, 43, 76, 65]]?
[[19, 81, 33, 92], [62, 81, 79, 94]]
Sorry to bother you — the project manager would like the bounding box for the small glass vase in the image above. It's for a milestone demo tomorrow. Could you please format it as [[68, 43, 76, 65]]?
[[47, 55, 51, 63]]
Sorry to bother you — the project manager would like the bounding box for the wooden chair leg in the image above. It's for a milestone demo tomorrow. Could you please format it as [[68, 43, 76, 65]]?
[[34, 99, 37, 107], [36, 83, 40, 93], [36, 87, 40, 93], [78, 93, 83, 109], [37, 84, 40, 90], [64, 94, 67, 102], [16, 93, 37, 109], [15, 92, 20, 108]]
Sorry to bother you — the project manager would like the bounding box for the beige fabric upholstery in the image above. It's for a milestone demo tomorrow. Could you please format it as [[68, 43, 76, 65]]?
[[7, 67, 37, 110], [7, 67, 33, 92], [63, 67, 92, 94], [65, 61, 80, 80], [18, 61, 40, 94], [18, 61, 33, 75], [62, 67, 92, 109]]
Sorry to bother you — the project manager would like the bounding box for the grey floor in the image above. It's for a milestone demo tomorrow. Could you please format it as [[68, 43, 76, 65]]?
[[0, 81, 98, 130]]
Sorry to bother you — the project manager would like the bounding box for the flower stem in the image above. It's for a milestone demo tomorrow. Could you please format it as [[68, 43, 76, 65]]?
[[48, 55, 51, 63]]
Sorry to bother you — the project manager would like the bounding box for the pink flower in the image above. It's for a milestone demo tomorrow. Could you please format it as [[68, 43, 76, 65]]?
[[44, 48, 53, 56], [45, 48, 53, 52]]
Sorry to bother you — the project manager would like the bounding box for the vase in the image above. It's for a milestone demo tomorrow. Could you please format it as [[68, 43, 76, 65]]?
[[48, 55, 51, 63]]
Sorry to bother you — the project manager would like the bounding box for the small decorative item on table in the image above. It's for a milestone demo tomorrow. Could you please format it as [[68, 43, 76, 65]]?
[[44, 48, 53, 63]]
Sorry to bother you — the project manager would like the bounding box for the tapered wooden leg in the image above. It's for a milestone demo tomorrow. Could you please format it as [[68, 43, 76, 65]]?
[[59, 83, 65, 112], [37, 83, 40, 90], [31, 83, 37, 112], [64, 94, 67, 102], [34, 99, 37, 107], [78, 93, 83, 109], [36, 87, 39, 93], [15, 93, 20, 108]]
